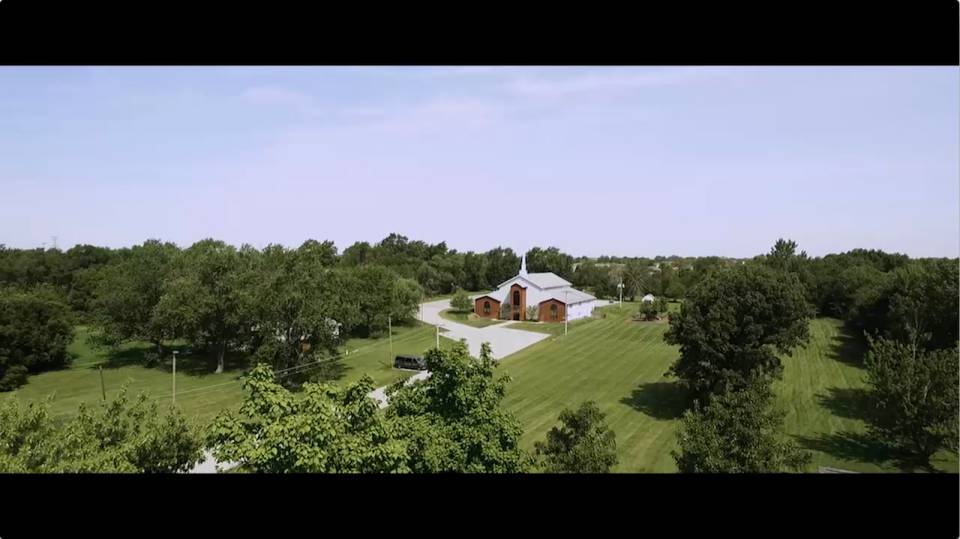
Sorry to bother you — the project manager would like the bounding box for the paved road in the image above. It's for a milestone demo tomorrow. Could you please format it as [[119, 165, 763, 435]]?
[[188, 450, 238, 474], [367, 297, 552, 408]]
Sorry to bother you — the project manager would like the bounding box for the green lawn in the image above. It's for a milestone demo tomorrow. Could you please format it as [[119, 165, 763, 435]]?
[[10, 327, 247, 425], [335, 323, 462, 387], [10, 323, 460, 426], [438, 309, 504, 328], [498, 306, 958, 473], [776, 319, 958, 473]]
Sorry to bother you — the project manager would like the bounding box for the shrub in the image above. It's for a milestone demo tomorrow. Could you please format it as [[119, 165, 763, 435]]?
[[450, 288, 473, 313], [0, 285, 74, 391]]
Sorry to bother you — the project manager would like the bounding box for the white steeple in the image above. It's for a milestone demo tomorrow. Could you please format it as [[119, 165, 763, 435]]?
[[519, 254, 527, 276]]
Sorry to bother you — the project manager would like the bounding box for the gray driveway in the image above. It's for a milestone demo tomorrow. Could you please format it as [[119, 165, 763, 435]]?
[[367, 296, 553, 408], [419, 297, 550, 359]]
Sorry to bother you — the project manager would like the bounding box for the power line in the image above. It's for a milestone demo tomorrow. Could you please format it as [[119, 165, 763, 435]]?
[[144, 324, 431, 403]]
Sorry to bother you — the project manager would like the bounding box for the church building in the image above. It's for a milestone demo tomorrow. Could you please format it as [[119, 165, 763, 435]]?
[[474, 256, 597, 322]]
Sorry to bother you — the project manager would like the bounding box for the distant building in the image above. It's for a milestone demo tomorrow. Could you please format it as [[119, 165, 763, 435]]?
[[474, 255, 597, 322]]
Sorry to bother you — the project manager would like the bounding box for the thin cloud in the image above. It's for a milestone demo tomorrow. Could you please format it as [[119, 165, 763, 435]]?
[[241, 85, 316, 110], [504, 68, 708, 99]]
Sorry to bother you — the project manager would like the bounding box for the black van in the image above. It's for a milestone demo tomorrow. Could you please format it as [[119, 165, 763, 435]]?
[[394, 355, 427, 371]]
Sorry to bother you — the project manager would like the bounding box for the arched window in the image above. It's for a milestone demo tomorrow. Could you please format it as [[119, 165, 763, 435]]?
[[513, 290, 520, 305], [550, 303, 558, 320], [483, 301, 491, 315]]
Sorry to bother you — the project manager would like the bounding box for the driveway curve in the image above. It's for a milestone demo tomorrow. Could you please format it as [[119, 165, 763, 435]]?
[[368, 296, 553, 408]]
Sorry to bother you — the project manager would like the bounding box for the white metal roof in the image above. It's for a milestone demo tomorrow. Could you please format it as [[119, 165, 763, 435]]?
[[497, 272, 571, 290], [546, 287, 596, 305]]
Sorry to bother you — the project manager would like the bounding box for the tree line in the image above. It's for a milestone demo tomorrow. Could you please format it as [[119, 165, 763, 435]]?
[[0, 234, 734, 389]]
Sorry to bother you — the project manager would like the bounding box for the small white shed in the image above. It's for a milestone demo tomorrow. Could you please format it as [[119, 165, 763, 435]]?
[[641, 294, 656, 303]]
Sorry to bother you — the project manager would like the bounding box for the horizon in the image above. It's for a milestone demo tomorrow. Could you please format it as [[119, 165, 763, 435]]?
[[1, 67, 957, 258]]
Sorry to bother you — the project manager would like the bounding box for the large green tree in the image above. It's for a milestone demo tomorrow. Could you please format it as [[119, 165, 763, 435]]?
[[885, 258, 959, 351], [0, 285, 74, 390], [483, 247, 520, 287], [243, 244, 348, 379], [345, 265, 422, 336], [534, 400, 618, 473], [91, 239, 179, 354], [0, 388, 203, 472], [154, 239, 255, 373], [863, 337, 959, 469], [462, 252, 490, 291], [525, 246, 574, 281], [672, 383, 811, 473], [208, 364, 408, 473], [664, 264, 812, 401], [385, 342, 531, 473]]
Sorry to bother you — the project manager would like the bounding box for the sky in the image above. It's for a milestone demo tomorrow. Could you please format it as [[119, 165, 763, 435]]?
[[0, 66, 957, 258]]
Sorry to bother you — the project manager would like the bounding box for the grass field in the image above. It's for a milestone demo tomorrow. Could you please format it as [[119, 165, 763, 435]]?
[[498, 304, 958, 473], [10, 323, 460, 426], [10, 327, 247, 425], [502, 316, 597, 336], [10, 301, 957, 473], [438, 309, 504, 328]]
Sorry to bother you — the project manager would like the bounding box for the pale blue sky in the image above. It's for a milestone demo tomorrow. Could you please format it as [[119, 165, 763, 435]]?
[[1, 67, 956, 257]]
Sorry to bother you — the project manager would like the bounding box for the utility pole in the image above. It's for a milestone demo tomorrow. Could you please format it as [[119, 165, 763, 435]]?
[[387, 315, 393, 361], [99, 366, 106, 401], [618, 280, 624, 309], [564, 290, 569, 336], [172, 351, 178, 405]]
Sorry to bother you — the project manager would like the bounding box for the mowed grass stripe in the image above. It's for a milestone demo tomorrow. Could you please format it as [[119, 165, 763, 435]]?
[[500, 308, 957, 473], [501, 311, 680, 471]]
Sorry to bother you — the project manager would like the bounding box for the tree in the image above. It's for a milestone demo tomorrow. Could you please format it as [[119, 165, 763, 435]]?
[[390, 277, 423, 324], [672, 383, 811, 473], [863, 337, 959, 468], [340, 241, 372, 266], [450, 288, 473, 313], [483, 247, 520, 287], [295, 239, 338, 268], [385, 342, 531, 472], [462, 252, 490, 291], [346, 265, 421, 336], [242, 244, 347, 380], [91, 239, 179, 355], [534, 400, 618, 473], [0, 387, 203, 472], [208, 364, 408, 473], [500, 302, 512, 320], [525, 246, 574, 281], [664, 264, 812, 402], [622, 261, 649, 300], [415, 262, 442, 296], [885, 259, 959, 351], [664, 280, 685, 299], [636, 298, 663, 321], [153, 239, 254, 374], [526, 305, 539, 321], [0, 285, 74, 390]]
